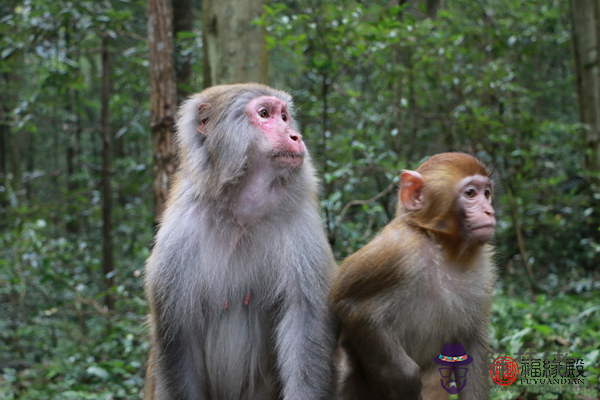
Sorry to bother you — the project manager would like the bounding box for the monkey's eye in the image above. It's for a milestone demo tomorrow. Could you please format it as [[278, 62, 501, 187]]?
[[484, 189, 492, 199], [258, 109, 269, 119], [465, 188, 476, 198], [282, 112, 287, 122]]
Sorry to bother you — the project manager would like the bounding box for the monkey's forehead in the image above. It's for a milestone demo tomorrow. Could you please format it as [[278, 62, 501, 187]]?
[[196, 83, 293, 105], [454, 174, 492, 188], [246, 95, 290, 110], [417, 152, 490, 178]]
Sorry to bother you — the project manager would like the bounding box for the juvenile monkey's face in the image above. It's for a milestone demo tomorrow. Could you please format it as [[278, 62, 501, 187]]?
[[455, 174, 496, 243], [247, 96, 306, 169]]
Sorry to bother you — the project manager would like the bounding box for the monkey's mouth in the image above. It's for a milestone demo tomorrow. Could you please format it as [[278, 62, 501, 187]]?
[[271, 152, 305, 167], [272, 152, 305, 159], [472, 223, 495, 231], [470, 224, 496, 242]]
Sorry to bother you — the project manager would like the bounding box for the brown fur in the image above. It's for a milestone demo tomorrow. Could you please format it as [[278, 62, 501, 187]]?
[[403, 153, 491, 244], [331, 152, 496, 400]]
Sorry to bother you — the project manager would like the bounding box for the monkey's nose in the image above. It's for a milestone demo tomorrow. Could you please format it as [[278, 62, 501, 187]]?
[[289, 132, 302, 142], [483, 202, 495, 216]]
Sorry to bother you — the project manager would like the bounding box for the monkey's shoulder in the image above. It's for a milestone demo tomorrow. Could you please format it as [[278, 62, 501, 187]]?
[[331, 225, 414, 306]]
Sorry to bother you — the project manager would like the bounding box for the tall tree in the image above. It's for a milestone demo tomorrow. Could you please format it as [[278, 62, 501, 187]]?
[[101, 35, 115, 311], [0, 101, 8, 212], [202, 0, 269, 86], [571, 0, 600, 173], [148, 0, 178, 224], [173, 0, 194, 99]]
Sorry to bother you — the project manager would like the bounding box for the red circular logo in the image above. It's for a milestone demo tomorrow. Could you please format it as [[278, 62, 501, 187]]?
[[490, 356, 519, 386]]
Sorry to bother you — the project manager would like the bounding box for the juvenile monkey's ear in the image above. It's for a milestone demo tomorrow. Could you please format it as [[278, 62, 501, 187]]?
[[400, 170, 424, 211], [197, 103, 210, 135]]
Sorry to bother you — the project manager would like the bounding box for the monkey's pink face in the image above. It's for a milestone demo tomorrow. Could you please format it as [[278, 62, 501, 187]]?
[[455, 175, 496, 243], [247, 96, 306, 169]]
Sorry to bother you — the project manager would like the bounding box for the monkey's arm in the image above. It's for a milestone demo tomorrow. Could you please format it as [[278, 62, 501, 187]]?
[[339, 306, 422, 400], [276, 300, 337, 400], [332, 230, 421, 399], [147, 322, 207, 400], [145, 240, 208, 400], [275, 250, 337, 400]]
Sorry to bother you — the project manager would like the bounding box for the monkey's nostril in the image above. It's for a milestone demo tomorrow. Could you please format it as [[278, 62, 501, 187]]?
[[290, 134, 299, 142]]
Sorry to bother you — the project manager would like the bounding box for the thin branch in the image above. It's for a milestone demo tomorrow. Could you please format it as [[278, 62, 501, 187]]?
[[400, 108, 452, 121], [505, 182, 537, 286], [76, 294, 110, 316], [79, 161, 103, 172], [334, 180, 397, 231]]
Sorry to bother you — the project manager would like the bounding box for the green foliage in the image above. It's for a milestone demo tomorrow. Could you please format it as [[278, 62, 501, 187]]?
[[0, 168, 152, 398], [264, 0, 600, 279], [1, 0, 599, 398], [0, 208, 151, 398], [490, 290, 600, 399], [1, 0, 152, 397]]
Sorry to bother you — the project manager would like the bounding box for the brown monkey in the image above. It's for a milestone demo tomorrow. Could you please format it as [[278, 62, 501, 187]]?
[[331, 153, 496, 400], [144, 83, 337, 400]]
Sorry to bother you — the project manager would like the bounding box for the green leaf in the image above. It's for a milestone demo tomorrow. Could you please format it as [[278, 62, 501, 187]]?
[[532, 324, 552, 335], [176, 31, 196, 39], [1, 47, 14, 59], [86, 366, 110, 380]]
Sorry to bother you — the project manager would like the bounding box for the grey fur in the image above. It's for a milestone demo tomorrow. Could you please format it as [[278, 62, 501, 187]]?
[[145, 84, 337, 400]]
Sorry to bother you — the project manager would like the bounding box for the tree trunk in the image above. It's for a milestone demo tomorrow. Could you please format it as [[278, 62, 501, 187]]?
[[202, 0, 269, 86], [571, 0, 600, 172], [0, 102, 7, 213], [24, 129, 34, 201], [148, 0, 178, 224], [393, 0, 408, 157], [101, 35, 115, 311], [173, 0, 194, 99], [8, 118, 21, 204], [0, 103, 6, 178], [425, 0, 440, 18], [65, 17, 82, 228]]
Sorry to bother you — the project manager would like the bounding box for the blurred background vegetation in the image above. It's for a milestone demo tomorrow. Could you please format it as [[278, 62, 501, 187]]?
[[0, 0, 599, 399]]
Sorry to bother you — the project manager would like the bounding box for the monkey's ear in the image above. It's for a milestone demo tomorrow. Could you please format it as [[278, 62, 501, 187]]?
[[400, 171, 424, 211], [197, 103, 210, 135]]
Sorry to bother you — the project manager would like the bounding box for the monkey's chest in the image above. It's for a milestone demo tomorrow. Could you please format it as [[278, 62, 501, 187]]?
[[400, 275, 485, 363]]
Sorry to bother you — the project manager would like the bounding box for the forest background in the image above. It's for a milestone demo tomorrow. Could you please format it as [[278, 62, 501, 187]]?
[[0, 0, 599, 399]]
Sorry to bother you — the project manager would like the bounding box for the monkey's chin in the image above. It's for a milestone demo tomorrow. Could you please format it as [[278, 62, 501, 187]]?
[[470, 226, 495, 243]]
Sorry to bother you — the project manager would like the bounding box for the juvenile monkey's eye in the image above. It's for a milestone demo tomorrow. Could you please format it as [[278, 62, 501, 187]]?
[[465, 188, 476, 198], [484, 189, 492, 199], [259, 109, 269, 118], [282, 112, 287, 122]]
